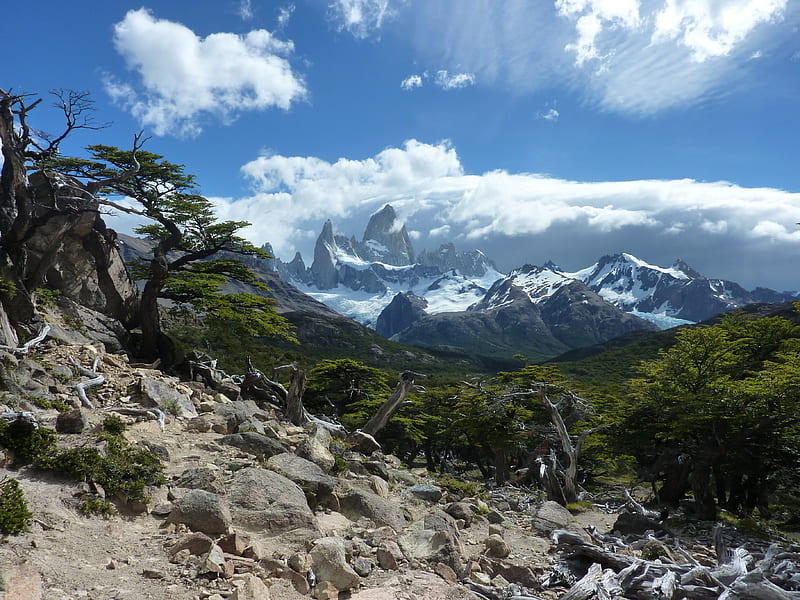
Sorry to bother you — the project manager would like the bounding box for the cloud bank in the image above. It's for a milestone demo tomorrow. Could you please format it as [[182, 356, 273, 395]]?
[[210, 140, 800, 289], [106, 8, 306, 136]]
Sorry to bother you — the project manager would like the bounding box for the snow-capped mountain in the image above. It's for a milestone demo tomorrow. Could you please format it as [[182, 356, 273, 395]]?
[[563, 253, 796, 323], [391, 264, 656, 361], [268, 204, 501, 328]]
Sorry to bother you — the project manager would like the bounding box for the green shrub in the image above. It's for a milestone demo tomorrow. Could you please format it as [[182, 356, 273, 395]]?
[[0, 477, 32, 535], [79, 495, 117, 518], [32, 288, 61, 309], [434, 472, 485, 499], [102, 414, 128, 435], [0, 418, 57, 466]]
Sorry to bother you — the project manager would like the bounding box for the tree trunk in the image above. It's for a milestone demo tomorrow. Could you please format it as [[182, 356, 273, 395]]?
[[361, 371, 424, 436], [285, 368, 309, 427], [137, 260, 168, 359]]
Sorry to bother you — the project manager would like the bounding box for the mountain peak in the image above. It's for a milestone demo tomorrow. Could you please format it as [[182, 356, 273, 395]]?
[[360, 204, 415, 265]]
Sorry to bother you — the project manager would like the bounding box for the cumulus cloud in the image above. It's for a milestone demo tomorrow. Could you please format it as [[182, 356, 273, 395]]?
[[217, 140, 800, 288], [328, 0, 394, 38], [106, 8, 306, 136], [537, 107, 560, 121], [406, 0, 795, 114], [400, 74, 423, 90], [400, 70, 476, 91]]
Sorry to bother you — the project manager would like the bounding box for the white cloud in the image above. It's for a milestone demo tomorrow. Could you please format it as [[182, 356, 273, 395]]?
[[400, 70, 476, 91], [400, 74, 423, 90], [328, 0, 394, 38], [405, 0, 795, 114], [216, 140, 800, 288], [277, 4, 295, 29], [537, 108, 560, 121], [107, 8, 306, 136], [237, 0, 253, 21], [434, 70, 477, 90]]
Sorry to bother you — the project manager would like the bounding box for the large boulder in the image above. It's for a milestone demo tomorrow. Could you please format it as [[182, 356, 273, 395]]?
[[228, 467, 318, 534], [138, 377, 197, 418], [266, 453, 336, 498], [174, 467, 226, 495], [221, 432, 288, 459], [296, 424, 336, 472], [310, 537, 360, 592], [168, 490, 232, 535], [530, 501, 572, 534], [338, 488, 407, 531]]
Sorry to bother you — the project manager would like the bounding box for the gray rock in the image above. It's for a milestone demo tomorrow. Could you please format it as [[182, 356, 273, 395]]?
[[138, 377, 197, 418], [310, 537, 360, 592], [346, 430, 382, 455], [353, 556, 374, 577], [338, 488, 407, 531], [444, 503, 474, 528], [487, 509, 505, 524], [363, 460, 389, 480], [55, 409, 85, 433], [399, 524, 464, 573], [221, 432, 288, 459], [296, 425, 335, 472], [531, 500, 572, 534], [174, 467, 226, 495], [228, 467, 318, 534], [266, 453, 335, 497], [483, 534, 510, 558], [409, 484, 443, 503], [376, 540, 404, 570], [168, 489, 232, 535]]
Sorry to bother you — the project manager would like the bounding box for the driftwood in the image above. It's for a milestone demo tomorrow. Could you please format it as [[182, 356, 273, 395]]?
[[69, 355, 104, 409], [0, 411, 39, 429], [241, 358, 288, 407], [0, 324, 50, 354], [103, 406, 166, 432], [361, 371, 425, 436], [550, 526, 800, 600]]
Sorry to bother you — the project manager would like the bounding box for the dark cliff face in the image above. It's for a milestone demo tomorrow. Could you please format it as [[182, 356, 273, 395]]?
[[360, 205, 416, 266], [376, 292, 429, 338]]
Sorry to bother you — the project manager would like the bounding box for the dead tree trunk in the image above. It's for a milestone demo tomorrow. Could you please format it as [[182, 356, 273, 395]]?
[[361, 371, 425, 437]]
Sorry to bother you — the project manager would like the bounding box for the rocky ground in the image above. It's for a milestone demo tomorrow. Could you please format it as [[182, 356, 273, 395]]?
[[0, 309, 792, 600]]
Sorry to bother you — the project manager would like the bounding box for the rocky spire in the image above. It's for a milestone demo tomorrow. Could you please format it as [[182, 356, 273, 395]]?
[[359, 205, 416, 266], [310, 220, 339, 289]]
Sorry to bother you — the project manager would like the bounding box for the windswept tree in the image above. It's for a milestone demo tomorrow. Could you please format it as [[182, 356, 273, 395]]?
[[1, 88, 293, 358], [52, 145, 295, 358]]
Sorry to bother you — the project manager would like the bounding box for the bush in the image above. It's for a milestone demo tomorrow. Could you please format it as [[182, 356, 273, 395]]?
[[0, 418, 57, 467], [0, 477, 32, 535], [102, 414, 128, 435]]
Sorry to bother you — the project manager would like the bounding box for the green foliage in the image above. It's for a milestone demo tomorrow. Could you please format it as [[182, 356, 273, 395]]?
[[0, 420, 164, 505], [433, 472, 485, 499], [0, 419, 57, 466], [610, 312, 800, 515], [79, 495, 117, 518], [27, 396, 70, 412], [0, 477, 32, 535], [306, 359, 393, 426], [102, 414, 128, 435], [566, 500, 595, 513], [0, 277, 16, 298], [32, 287, 61, 309]]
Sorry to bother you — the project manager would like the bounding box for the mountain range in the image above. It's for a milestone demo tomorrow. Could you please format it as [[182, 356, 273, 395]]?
[[261, 204, 796, 361]]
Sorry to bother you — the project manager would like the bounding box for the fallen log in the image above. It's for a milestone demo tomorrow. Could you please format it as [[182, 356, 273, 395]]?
[[70, 355, 103, 409], [0, 324, 50, 355]]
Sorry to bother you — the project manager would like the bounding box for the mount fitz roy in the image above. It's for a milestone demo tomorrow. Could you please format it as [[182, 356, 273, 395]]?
[[265, 204, 795, 360]]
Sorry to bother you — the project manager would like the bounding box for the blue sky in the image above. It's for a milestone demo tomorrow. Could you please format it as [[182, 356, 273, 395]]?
[[4, 0, 800, 290]]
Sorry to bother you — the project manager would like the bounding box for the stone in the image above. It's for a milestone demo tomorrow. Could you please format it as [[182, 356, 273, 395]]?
[[399, 519, 464, 573], [376, 541, 403, 570], [174, 466, 226, 495], [613, 512, 670, 537], [488, 524, 503, 537], [345, 431, 381, 455], [444, 503, 474, 528], [138, 377, 197, 418], [310, 537, 361, 592], [218, 532, 252, 556], [338, 488, 407, 531], [169, 532, 215, 557], [230, 573, 271, 600], [353, 557, 374, 577], [222, 432, 288, 459], [228, 467, 318, 534], [198, 543, 231, 577], [55, 409, 85, 434], [486, 510, 504, 524], [362, 460, 389, 481], [530, 500, 572, 534], [168, 489, 232, 535], [434, 562, 458, 585], [266, 453, 336, 498], [297, 426, 336, 472], [408, 484, 443, 503], [288, 552, 312, 574], [312, 582, 340, 600], [483, 535, 510, 558], [368, 475, 389, 499]]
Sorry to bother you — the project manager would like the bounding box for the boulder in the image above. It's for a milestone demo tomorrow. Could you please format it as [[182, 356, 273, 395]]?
[[483, 535, 510, 558], [228, 467, 318, 534], [55, 409, 85, 434], [297, 425, 335, 472], [310, 537, 360, 592], [138, 377, 197, 418], [530, 500, 572, 534], [408, 484, 443, 503], [444, 503, 474, 528], [169, 532, 215, 557], [346, 431, 381, 455], [376, 541, 404, 570], [221, 432, 288, 459], [168, 490, 232, 535], [174, 467, 226, 495], [266, 453, 336, 497], [230, 573, 270, 600], [338, 488, 407, 531]]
